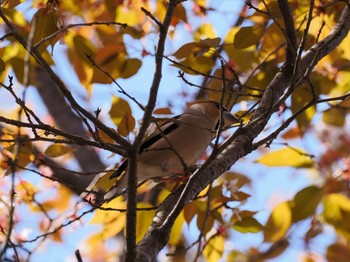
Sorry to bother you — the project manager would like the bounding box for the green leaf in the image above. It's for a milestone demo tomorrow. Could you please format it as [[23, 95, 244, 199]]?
[[290, 186, 324, 222], [323, 107, 346, 127], [256, 147, 314, 168], [45, 144, 73, 158], [233, 217, 263, 233], [264, 202, 291, 242]]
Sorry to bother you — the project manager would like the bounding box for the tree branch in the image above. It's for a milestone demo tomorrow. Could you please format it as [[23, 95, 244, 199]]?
[[135, 5, 350, 261]]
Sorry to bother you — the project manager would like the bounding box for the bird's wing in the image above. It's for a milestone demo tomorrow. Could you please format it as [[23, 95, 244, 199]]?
[[110, 117, 180, 179]]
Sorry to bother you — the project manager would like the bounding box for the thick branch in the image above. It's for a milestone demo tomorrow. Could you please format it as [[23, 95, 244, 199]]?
[[126, 0, 183, 261], [136, 6, 350, 260]]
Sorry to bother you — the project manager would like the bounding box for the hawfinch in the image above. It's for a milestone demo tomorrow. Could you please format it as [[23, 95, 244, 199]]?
[[105, 101, 238, 199]]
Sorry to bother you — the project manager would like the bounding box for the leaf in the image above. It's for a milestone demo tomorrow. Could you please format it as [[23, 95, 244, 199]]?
[[233, 26, 262, 49], [197, 211, 214, 236], [90, 197, 126, 224], [327, 243, 350, 262], [230, 210, 258, 223], [45, 144, 73, 158], [109, 96, 132, 125], [233, 217, 263, 233], [184, 201, 197, 225], [194, 23, 216, 41], [31, 5, 59, 52], [291, 87, 316, 134], [117, 113, 136, 137], [172, 37, 221, 59], [172, 55, 215, 75], [323, 193, 350, 239], [0, 58, 5, 72], [290, 186, 324, 222], [136, 203, 157, 243], [203, 235, 225, 262], [168, 212, 185, 246], [153, 107, 173, 115], [256, 147, 314, 168], [264, 202, 291, 242], [119, 58, 142, 79], [323, 107, 346, 127]]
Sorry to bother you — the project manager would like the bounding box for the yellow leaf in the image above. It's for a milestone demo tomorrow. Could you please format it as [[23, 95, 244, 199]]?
[[109, 96, 132, 125], [168, 212, 185, 246], [90, 197, 126, 224], [264, 202, 291, 242], [194, 23, 216, 41], [136, 202, 156, 243], [256, 147, 313, 168], [323, 193, 350, 239], [203, 235, 225, 262], [45, 144, 73, 158]]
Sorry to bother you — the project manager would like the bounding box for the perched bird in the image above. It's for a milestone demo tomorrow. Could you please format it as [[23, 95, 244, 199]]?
[[105, 100, 239, 199]]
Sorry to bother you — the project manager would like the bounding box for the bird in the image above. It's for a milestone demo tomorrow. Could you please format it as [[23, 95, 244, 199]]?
[[104, 100, 239, 200]]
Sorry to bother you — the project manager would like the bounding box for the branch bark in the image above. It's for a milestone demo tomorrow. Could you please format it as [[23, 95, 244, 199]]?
[[135, 5, 350, 261]]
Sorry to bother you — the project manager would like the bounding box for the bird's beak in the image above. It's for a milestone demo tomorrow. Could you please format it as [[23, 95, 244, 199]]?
[[223, 111, 241, 127]]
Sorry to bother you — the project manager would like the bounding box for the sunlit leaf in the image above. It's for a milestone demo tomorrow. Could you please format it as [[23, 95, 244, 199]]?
[[168, 211, 185, 246], [233, 217, 263, 233], [45, 144, 73, 158], [90, 197, 126, 224], [323, 193, 350, 239], [136, 202, 157, 243], [290, 186, 324, 222], [256, 147, 314, 168], [194, 23, 216, 41], [203, 235, 225, 262], [109, 96, 132, 126], [264, 202, 291, 242]]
